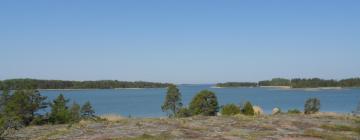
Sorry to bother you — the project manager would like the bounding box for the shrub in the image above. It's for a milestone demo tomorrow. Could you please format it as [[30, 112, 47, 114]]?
[[189, 90, 219, 116], [176, 107, 192, 118], [304, 98, 320, 114], [242, 101, 254, 116], [69, 102, 81, 123], [288, 109, 301, 114], [81, 101, 95, 119], [221, 104, 241, 116]]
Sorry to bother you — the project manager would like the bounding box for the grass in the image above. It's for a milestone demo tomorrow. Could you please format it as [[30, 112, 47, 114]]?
[[111, 133, 172, 140], [100, 114, 126, 122], [303, 129, 353, 140], [321, 124, 360, 133]]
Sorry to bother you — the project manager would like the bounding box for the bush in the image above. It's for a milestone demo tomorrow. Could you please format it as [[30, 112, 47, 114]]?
[[242, 101, 254, 116], [81, 101, 95, 119], [304, 98, 320, 114], [221, 104, 241, 116], [288, 109, 301, 114], [69, 102, 81, 123], [189, 90, 219, 116], [176, 107, 192, 118]]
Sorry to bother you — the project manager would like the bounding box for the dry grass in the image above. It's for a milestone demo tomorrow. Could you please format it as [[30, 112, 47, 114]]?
[[100, 114, 127, 122]]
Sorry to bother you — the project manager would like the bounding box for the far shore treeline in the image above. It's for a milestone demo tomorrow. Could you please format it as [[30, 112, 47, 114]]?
[[216, 77, 360, 88], [0, 79, 171, 90]]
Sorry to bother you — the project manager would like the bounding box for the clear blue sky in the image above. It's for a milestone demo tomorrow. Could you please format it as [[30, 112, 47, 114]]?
[[1, 0, 359, 84]]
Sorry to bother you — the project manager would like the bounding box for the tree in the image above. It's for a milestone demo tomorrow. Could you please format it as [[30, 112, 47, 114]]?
[[81, 101, 95, 119], [242, 101, 254, 116], [304, 98, 320, 114], [189, 90, 219, 116], [49, 94, 70, 124], [221, 104, 241, 116], [161, 85, 182, 117], [0, 88, 10, 113], [69, 102, 81, 123], [3, 90, 47, 125]]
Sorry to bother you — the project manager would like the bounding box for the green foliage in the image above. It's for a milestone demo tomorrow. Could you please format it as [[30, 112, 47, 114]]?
[[221, 104, 241, 116], [81, 101, 95, 119], [176, 107, 192, 118], [49, 94, 71, 124], [0, 116, 23, 139], [216, 82, 258, 88], [69, 102, 81, 123], [291, 78, 338, 88], [161, 85, 183, 117], [3, 90, 47, 125], [259, 78, 291, 86], [189, 90, 219, 116], [0, 88, 10, 113], [304, 98, 320, 114], [339, 78, 360, 87], [0, 79, 171, 90], [287, 109, 301, 114], [258, 77, 360, 88], [242, 101, 254, 116]]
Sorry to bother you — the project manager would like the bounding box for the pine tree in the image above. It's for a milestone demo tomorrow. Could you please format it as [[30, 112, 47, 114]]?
[[49, 94, 70, 124], [161, 85, 183, 117]]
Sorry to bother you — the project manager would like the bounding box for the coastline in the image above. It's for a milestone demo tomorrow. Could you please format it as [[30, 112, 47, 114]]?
[[214, 86, 346, 90], [38, 87, 166, 91], [259, 86, 291, 89]]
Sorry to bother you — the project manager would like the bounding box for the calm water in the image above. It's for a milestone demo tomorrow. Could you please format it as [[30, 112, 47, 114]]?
[[39, 85, 360, 117]]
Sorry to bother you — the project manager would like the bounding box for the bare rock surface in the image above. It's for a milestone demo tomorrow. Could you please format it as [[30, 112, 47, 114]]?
[[6, 114, 360, 140]]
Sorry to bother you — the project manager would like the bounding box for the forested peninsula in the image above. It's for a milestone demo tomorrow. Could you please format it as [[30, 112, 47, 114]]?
[[216, 78, 360, 88], [0, 79, 171, 90]]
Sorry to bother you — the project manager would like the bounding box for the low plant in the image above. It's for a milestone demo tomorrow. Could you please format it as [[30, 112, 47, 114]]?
[[304, 98, 320, 114], [221, 104, 241, 116], [176, 107, 192, 118], [242, 101, 254, 116], [287, 109, 301, 114]]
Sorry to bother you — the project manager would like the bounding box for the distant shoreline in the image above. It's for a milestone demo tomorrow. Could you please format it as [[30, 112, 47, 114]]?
[[38, 87, 166, 91], [213, 86, 347, 90]]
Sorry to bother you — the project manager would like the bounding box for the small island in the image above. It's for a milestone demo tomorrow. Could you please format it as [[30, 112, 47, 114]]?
[[215, 82, 258, 88], [216, 77, 360, 88]]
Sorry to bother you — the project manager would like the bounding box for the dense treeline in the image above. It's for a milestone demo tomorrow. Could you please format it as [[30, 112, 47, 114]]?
[[216, 82, 258, 87], [258, 78, 291, 86], [217, 77, 360, 88], [0, 79, 171, 90], [290, 78, 360, 88]]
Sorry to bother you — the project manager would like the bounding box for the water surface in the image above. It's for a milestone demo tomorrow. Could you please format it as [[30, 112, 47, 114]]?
[[40, 85, 360, 117]]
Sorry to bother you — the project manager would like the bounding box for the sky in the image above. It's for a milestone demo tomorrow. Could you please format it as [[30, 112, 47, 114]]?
[[0, 0, 359, 84]]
